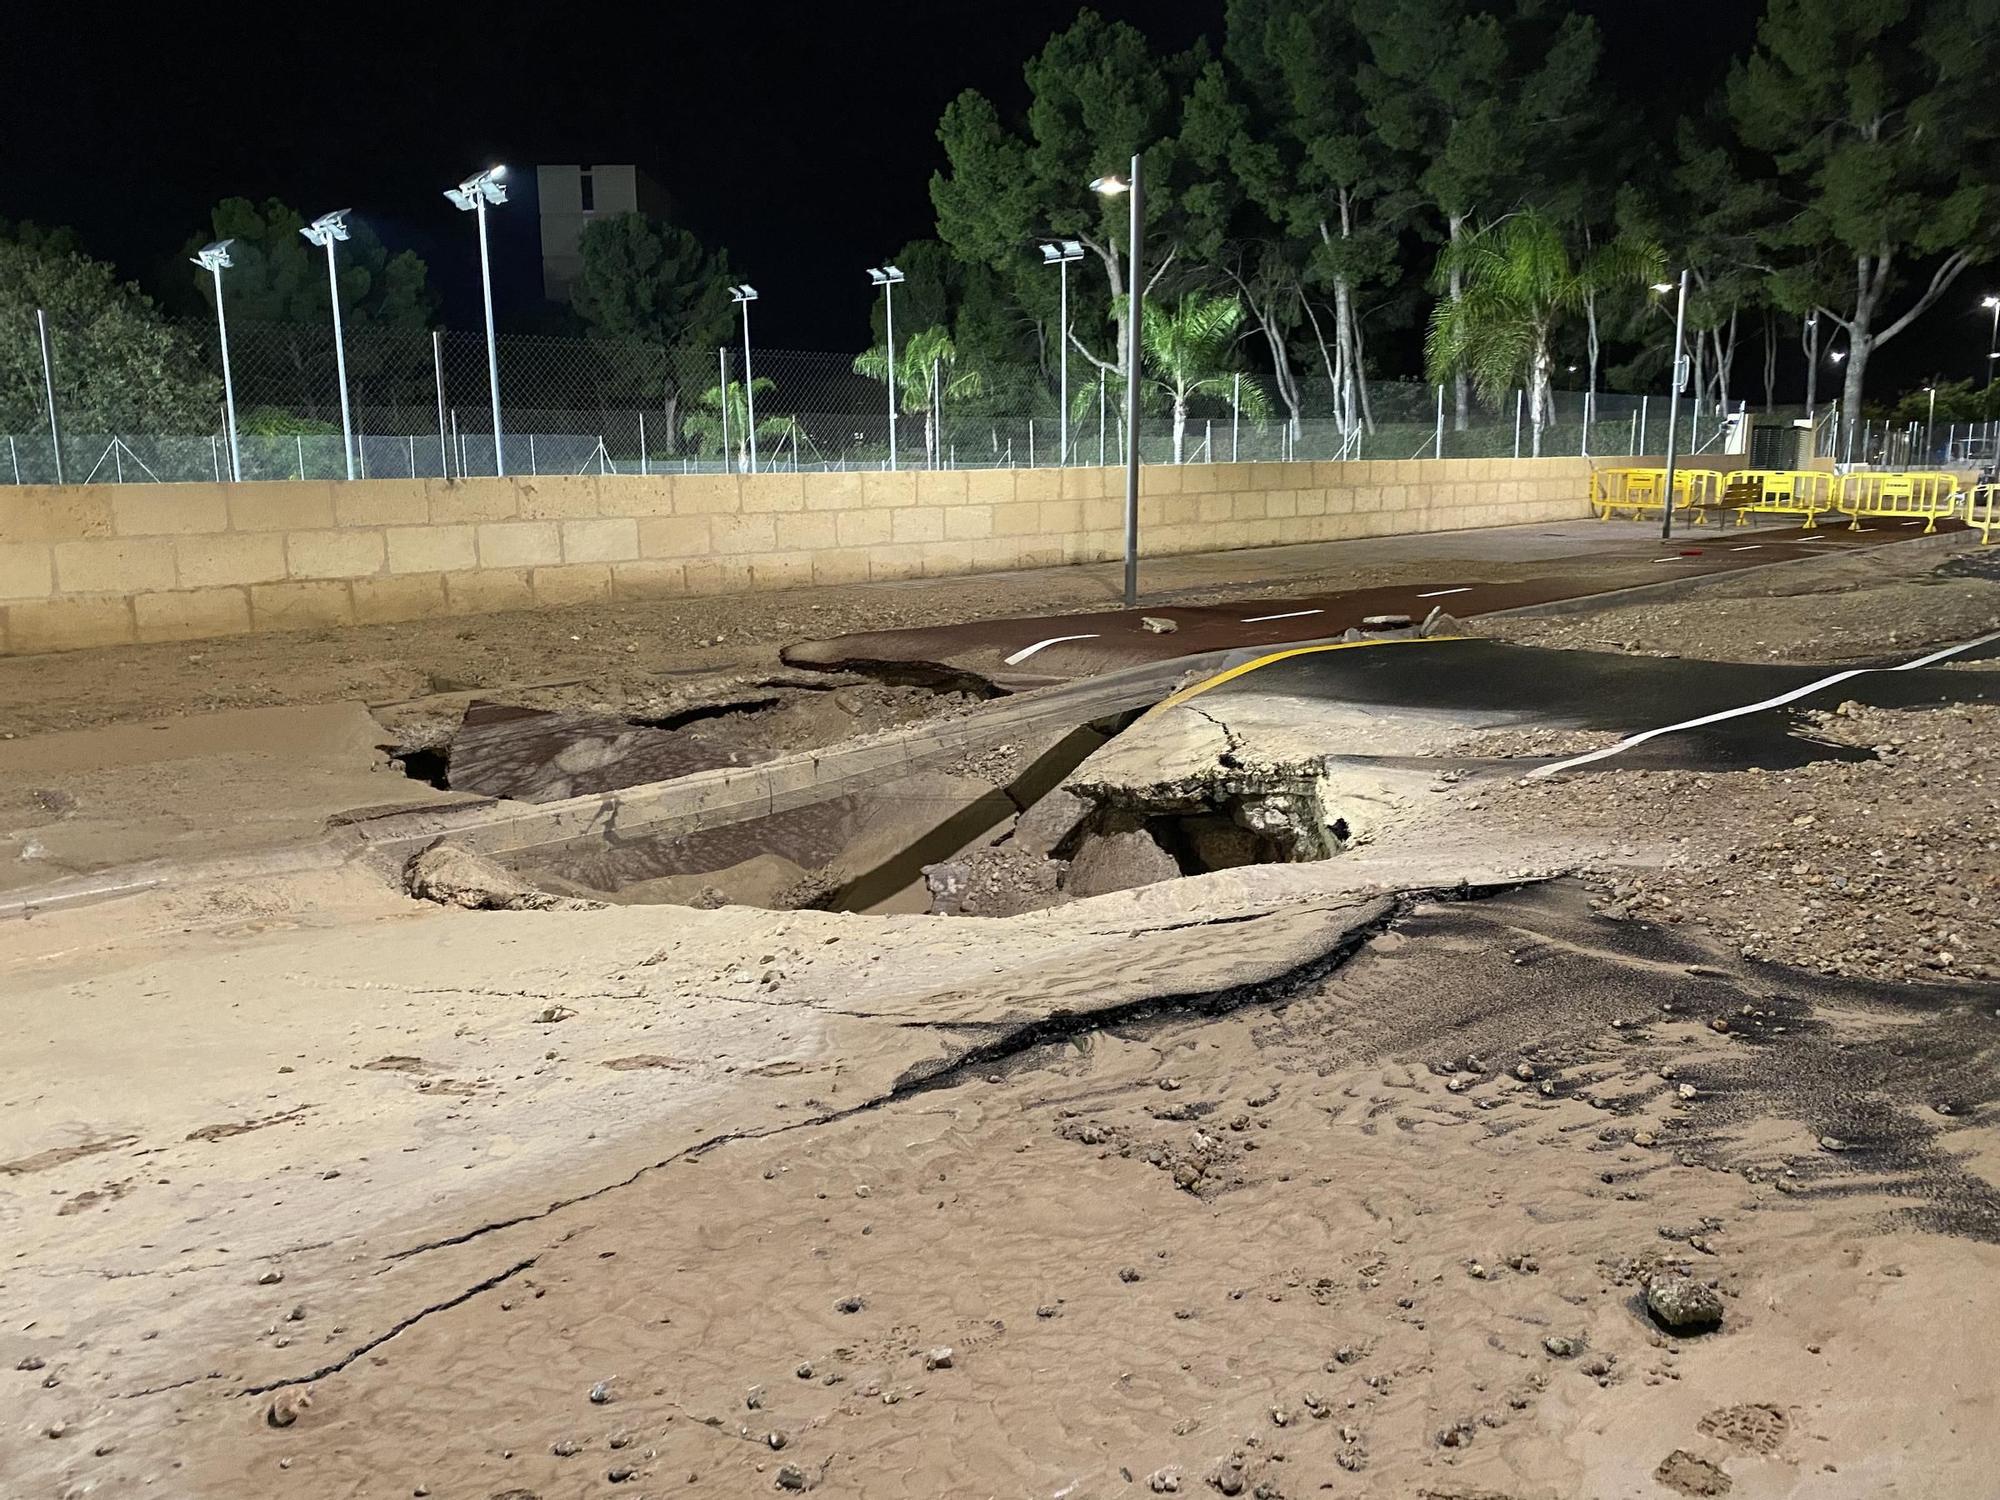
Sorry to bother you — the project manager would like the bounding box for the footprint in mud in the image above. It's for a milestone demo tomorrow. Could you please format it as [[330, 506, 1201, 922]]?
[[1655, 1450, 1732, 1496], [1697, 1403, 1790, 1454]]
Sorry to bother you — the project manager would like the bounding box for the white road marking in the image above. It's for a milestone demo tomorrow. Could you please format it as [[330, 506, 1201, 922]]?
[[1728, 544, 1763, 552], [1003, 633, 1100, 665], [1799, 535, 1831, 543], [1653, 556, 1696, 563], [1241, 608, 1324, 623], [1415, 588, 1473, 599], [1903, 520, 1924, 527], [1525, 629, 2000, 781]]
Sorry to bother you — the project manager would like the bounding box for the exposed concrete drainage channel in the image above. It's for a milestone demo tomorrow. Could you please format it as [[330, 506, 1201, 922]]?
[[388, 640, 1373, 918]]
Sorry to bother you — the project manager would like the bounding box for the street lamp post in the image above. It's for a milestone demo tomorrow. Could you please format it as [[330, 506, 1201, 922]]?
[[866, 265, 906, 470], [1091, 156, 1143, 607], [444, 165, 509, 476], [730, 285, 760, 474], [1925, 384, 1938, 463], [1038, 240, 1084, 465], [300, 210, 356, 480], [192, 240, 243, 482], [1654, 272, 1690, 542]]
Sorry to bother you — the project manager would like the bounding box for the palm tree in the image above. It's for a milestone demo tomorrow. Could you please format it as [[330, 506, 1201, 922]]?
[[853, 325, 987, 467], [1140, 294, 1271, 463], [1425, 210, 1661, 455], [681, 377, 796, 472]]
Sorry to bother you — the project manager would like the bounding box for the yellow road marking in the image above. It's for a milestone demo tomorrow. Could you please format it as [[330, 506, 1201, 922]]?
[[1150, 635, 1466, 716]]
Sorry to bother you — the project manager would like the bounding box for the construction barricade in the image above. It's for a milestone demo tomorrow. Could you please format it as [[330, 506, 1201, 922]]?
[[1835, 471, 1960, 532], [1969, 483, 1997, 544], [1590, 467, 1720, 521], [1710, 469, 1837, 528]]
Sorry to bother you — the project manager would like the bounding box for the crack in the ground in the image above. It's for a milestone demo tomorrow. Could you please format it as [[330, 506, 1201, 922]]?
[[1183, 703, 1248, 764], [237, 882, 1532, 1406], [235, 1256, 539, 1398], [380, 882, 1528, 1270]]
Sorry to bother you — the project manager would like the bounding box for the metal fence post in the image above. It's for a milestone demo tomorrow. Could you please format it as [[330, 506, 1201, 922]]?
[[639, 413, 647, 477], [296, 434, 305, 480], [407, 434, 416, 478], [7, 435, 17, 485], [1232, 374, 1241, 461], [529, 434, 537, 475], [1434, 383, 1445, 459], [1029, 418, 1035, 468], [719, 347, 730, 472], [1099, 381, 1107, 467], [1513, 391, 1523, 459], [1639, 395, 1649, 454], [432, 330, 449, 478], [36, 309, 64, 484], [450, 407, 460, 480], [211, 436, 221, 482]]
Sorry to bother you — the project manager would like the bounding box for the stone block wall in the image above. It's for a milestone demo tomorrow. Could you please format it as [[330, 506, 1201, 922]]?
[[0, 457, 1592, 654]]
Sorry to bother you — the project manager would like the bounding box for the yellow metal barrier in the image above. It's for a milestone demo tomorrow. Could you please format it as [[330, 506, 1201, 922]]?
[[1836, 470, 1960, 532], [1591, 467, 1719, 521], [1713, 469, 1837, 528], [1969, 483, 1998, 544]]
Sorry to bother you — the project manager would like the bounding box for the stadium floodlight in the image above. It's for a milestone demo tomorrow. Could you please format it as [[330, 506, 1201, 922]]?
[[190, 240, 243, 481], [1091, 160, 1144, 604], [866, 266, 907, 469], [444, 165, 509, 474], [300, 210, 357, 480], [1037, 240, 1087, 465], [730, 285, 761, 474]]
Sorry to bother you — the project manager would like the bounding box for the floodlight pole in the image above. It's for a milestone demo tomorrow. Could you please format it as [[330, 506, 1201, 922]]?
[[733, 287, 760, 475], [202, 258, 243, 482], [884, 277, 899, 471], [1660, 269, 1690, 543], [307, 228, 356, 480], [1059, 254, 1071, 466], [1925, 385, 1938, 463], [473, 195, 504, 475], [36, 308, 64, 484], [1122, 153, 1143, 605]]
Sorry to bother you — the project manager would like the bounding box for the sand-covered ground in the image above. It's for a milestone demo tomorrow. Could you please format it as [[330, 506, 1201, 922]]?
[[4, 526, 1998, 1498]]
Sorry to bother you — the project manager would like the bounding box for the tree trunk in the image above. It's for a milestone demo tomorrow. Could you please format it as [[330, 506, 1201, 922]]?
[[1172, 393, 1187, 464], [1447, 213, 1470, 431], [1761, 310, 1777, 412], [1092, 244, 1132, 401], [1584, 289, 1601, 448], [1530, 340, 1552, 457], [1802, 315, 1820, 421]]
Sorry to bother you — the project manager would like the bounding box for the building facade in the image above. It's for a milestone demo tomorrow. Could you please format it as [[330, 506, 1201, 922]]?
[[535, 164, 671, 303]]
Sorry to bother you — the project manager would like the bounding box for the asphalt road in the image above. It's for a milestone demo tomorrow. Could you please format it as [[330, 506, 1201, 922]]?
[[783, 519, 1973, 684]]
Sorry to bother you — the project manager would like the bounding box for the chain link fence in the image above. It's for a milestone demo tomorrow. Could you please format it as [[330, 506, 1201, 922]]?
[[4, 311, 1713, 485]]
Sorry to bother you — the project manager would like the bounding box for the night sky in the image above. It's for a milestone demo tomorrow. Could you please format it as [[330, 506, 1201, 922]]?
[[3, 0, 1988, 387]]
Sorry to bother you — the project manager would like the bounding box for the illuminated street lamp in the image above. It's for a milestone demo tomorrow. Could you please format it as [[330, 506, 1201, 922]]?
[[444, 165, 509, 475], [1091, 159, 1143, 606], [866, 264, 906, 470], [1038, 239, 1085, 465], [299, 209, 356, 480], [730, 284, 760, 474], [1652, 274, 1690, 542], [191, 240, 243, 481]]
